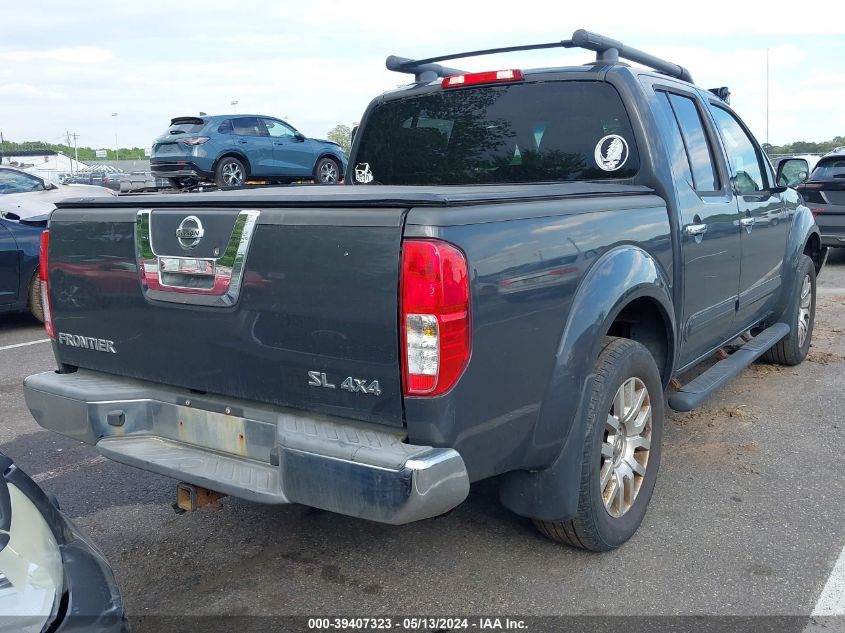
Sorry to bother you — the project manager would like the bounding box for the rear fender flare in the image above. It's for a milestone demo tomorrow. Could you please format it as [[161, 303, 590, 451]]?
[[499, 245, 674, 522]]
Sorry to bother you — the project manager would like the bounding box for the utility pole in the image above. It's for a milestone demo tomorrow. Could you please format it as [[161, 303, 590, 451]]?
[[112, 112, 119, 162], [67, 132, 80, 175], [766, 48, 770, 146]]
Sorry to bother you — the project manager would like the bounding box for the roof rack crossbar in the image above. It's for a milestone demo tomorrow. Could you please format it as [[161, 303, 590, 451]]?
[[571, 29, 693, 83], [384, 56, 470, 83], [386, 28, 694, 84]]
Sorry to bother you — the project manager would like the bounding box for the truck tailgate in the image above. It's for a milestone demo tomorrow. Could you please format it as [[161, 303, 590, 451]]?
[[46, 204, 406, 427]]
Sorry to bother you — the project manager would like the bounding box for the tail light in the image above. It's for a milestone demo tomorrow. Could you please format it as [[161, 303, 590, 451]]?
[[442, 69, 524, 89], [103, 175, 109, 184], [39, 230, 54, 339], [178, 137, 210, 146], [400, 240, 470, 396]]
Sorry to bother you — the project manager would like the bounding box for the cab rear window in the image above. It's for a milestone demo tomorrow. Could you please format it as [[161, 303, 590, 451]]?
[[353, 81, 639, 185]]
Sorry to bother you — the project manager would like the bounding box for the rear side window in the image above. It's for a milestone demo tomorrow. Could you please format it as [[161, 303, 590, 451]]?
[[217, 119, 233, 134], [354, 81, 639, 185], [231, 117, 263, 137], [162, 118, 206, 136], [667, 94, 719, 192], [653, 92, 694, 187], [811, 157, 845, 180]]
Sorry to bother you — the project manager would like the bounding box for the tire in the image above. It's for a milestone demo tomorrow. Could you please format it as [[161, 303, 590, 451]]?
[[533, 337, 664, 551], [314, 157, 340, 184], [28, 273, 44, 323], [762, 254, 816, 366], [215, 157, 247, 187]]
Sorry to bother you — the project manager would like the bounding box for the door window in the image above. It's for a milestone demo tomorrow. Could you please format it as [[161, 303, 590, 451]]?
[[263, 119, 297, 139], [709, 107, 767, 195], [231, 117, 262, 137]]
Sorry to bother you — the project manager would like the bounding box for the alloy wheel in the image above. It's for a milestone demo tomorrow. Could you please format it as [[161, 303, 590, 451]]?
[[600, 377, 652, 518], [319, 160, 338, 183], [798, 273, 812, 348], [221, 162, 244, 186]]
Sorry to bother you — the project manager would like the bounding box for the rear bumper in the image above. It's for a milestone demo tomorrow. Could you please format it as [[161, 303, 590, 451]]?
[[821, 233, 845, 247], [150, 161, 211, 180], [23, 369, 469, 525]]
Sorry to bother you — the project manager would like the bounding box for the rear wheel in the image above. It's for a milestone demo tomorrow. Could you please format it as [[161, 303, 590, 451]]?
[[762, 254, 815, 365], [28, 273, 44, 323], [314, 157, 340, 184], [533, 337, 664, 551], [215, 157, 247, 187]]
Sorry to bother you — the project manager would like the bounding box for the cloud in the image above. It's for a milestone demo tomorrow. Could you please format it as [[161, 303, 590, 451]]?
[[0, 46, 114, 64], [1, 0, 843, 148], [0, 83, 63, 100]]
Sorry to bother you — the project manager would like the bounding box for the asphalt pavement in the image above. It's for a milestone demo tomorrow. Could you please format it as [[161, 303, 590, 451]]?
[[1, 250, 844, 629]]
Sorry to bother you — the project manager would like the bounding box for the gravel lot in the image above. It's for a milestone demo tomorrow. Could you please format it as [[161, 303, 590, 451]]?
[[1, 249, 844, 631]]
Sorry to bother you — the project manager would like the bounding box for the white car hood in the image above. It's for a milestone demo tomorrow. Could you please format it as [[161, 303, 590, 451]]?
[[0, 184, 114, 220]]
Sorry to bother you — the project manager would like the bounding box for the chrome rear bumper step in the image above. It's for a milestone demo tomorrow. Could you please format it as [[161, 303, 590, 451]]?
[[24, 369, 470, 525]]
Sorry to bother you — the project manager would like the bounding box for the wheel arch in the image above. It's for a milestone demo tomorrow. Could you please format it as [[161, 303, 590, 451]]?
[[770, 203, 824, 321], [314, 152, 343, 170], [212, 152, 251, 177], [499, 244, 675, 522]]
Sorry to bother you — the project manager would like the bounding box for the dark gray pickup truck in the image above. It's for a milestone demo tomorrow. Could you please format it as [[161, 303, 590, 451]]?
[[24, 30, 826, 551]]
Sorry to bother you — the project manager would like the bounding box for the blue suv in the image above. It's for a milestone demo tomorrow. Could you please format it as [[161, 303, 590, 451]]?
[[151, 115, 348, 188]]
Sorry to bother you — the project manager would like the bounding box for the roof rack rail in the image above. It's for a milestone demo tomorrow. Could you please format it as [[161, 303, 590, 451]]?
[[386, 28, 694, 84]]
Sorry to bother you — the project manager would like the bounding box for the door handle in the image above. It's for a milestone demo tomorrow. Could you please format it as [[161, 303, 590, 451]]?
[[740, 217, 755, 227], [685, 223, 708, 236], [237, 140, 249, 144]]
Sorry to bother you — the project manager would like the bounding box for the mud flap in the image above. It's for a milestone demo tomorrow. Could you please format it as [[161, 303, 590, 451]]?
[[498, 373, 596, 522]]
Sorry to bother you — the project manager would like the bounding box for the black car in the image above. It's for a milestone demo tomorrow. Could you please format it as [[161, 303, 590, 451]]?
[[0, 451, 126, 632], [0, 210, 47, 322], [795, 149, 845, 248]]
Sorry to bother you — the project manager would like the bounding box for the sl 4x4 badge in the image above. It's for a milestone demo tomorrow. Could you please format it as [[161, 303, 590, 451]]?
[[308, 371, 382, 396]]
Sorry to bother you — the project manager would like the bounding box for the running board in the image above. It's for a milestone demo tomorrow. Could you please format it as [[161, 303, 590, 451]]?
[[669, 323, 790, 412]]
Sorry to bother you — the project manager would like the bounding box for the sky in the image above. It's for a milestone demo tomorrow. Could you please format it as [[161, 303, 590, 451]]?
[[1, 0, 844, 151]]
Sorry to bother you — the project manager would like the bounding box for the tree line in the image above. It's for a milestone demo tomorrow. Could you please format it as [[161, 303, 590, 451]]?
[[0, 140, 148, 161], [762, 136, 845, 156], [3, 132, 843, 163]]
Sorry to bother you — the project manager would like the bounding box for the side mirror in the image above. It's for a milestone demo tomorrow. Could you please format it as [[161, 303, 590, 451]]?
[[777, 158, 810, 188], [294, 132, 306, 142]]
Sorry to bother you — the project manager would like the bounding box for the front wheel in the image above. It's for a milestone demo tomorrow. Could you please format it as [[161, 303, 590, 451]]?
[[762, 254, 816, 365], [533, 337, 664, 551], [314, 157, 340, 184]]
